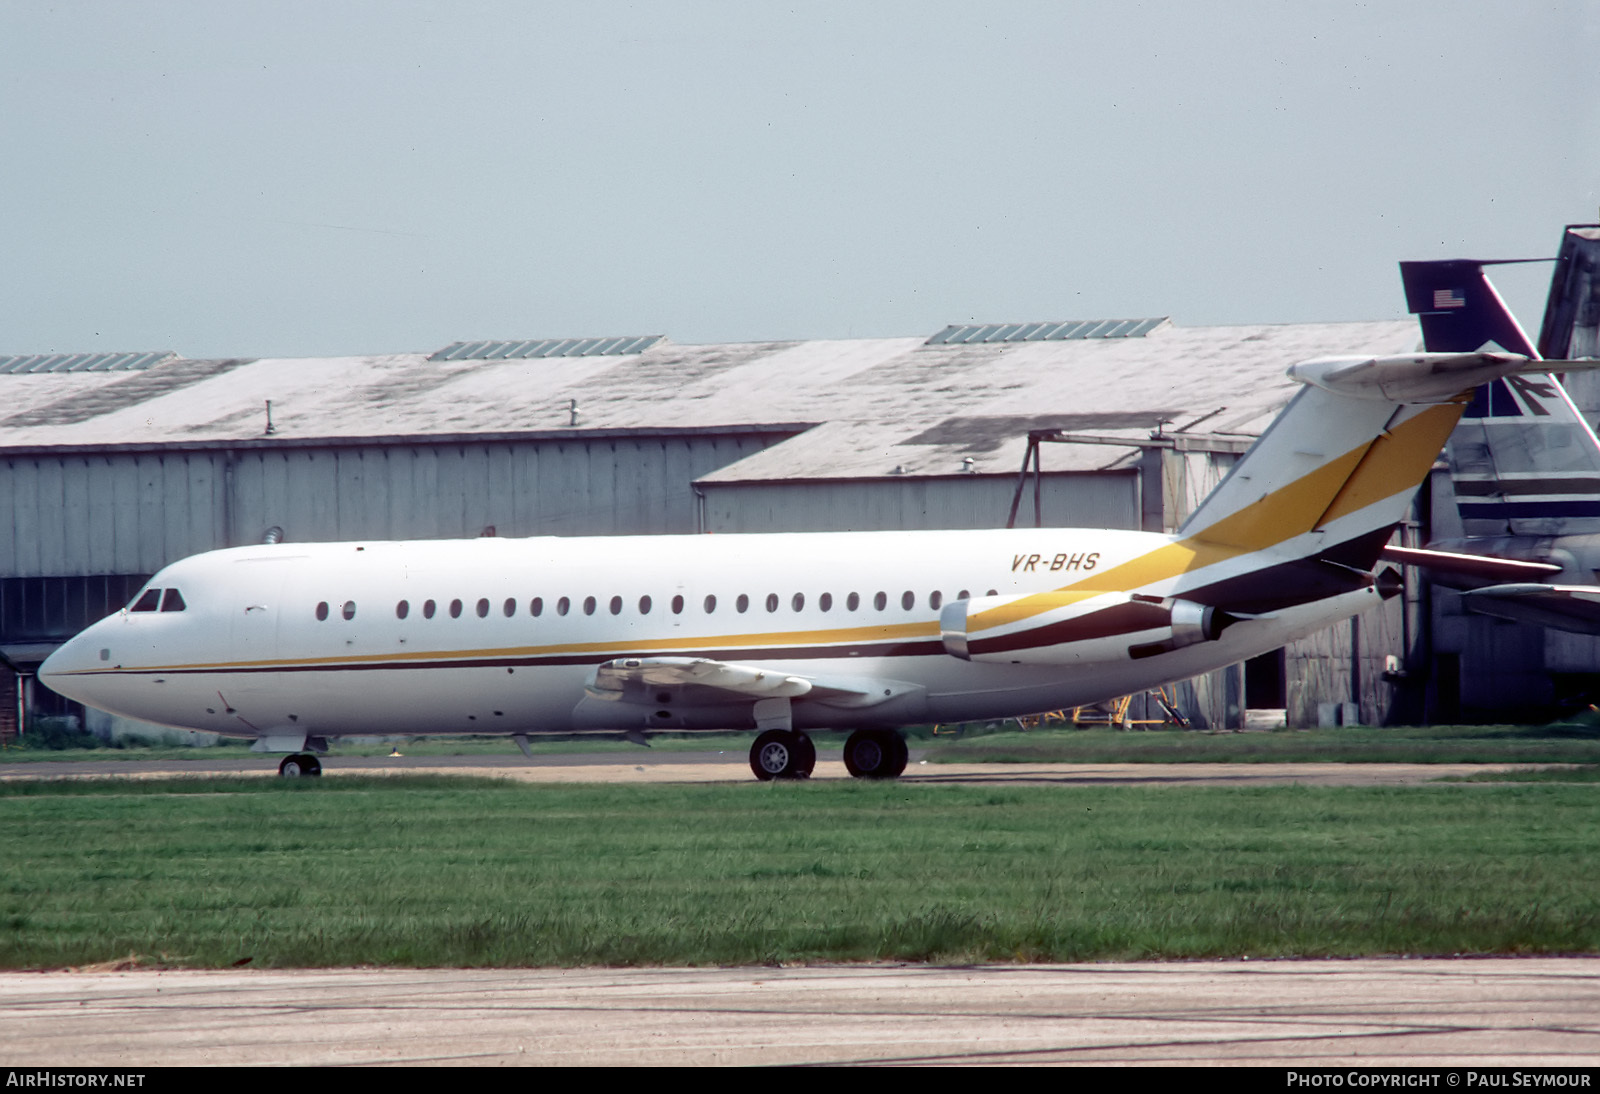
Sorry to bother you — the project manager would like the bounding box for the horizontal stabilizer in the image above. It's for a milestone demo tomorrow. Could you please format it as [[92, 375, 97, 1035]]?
[[1380, 545, 1563, 583], [1289, 353, 1592, 404]]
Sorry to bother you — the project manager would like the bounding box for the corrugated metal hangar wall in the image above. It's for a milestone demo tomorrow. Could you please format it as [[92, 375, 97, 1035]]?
[[1, 429, 792, 579]]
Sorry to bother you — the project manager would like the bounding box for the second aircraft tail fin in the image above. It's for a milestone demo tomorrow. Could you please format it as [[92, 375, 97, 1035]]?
[[1403, 256, 1600, 537]]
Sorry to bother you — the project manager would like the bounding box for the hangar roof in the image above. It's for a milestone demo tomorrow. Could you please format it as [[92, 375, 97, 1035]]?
[[0, 318, 1419, 481]]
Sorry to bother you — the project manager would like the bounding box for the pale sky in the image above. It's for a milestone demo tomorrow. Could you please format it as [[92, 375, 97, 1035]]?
[[1, 0, 1595, 359]]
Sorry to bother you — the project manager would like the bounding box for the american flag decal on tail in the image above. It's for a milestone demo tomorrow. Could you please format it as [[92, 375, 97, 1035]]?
[[1434, 288, 1466, 309]]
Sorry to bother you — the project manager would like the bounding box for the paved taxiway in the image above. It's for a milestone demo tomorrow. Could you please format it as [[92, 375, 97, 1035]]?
[[5, 959, 1599, 1066], [0, 750, 1554, 786]]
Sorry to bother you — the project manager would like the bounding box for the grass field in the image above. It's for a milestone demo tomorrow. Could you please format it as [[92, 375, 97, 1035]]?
[[925, 723, 1600, 765], [3, 775, 1598, 969]]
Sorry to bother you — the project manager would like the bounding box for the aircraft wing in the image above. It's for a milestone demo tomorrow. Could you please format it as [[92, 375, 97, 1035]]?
[[1458, 583, 1600, 636], [585, 656, 919, 709]]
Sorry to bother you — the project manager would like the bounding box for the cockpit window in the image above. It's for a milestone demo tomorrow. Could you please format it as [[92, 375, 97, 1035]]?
[[160, 588, 187, 612], [131, 588, 162, 612]]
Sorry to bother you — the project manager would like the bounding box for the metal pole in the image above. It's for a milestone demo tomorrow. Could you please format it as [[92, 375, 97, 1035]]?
[[1032, 443, 1043, 528], [1005, 437, 1037, 529]]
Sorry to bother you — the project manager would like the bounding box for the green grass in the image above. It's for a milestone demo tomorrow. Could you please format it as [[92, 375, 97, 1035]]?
[[926, 723, 1600, 765], [2, 776, 1598, 969], [1443, 765, 1600, 783]]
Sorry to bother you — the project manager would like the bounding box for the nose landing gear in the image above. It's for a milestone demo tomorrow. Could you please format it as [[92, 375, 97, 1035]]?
[[278, 753, 322, 778]]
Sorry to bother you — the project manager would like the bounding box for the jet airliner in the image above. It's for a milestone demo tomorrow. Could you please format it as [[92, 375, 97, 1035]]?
[[40, 350, 1579, 779]]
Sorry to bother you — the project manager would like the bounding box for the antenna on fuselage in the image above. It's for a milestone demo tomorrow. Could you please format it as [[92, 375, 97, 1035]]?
[[262, 526, 283, 544]]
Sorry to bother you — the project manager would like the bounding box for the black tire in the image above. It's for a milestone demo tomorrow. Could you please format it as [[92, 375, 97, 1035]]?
[[278, 753, 322, 778], [790, 732, 816, 779], [750, 729, 797, 781], [843, 729, 904, 779], [885, 732, 908, 778]]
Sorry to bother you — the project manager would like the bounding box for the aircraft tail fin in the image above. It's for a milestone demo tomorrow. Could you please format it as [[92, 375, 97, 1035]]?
[[1403, 258, 1600, 537], [1399, 259, 1539, 357], [1175, 354, 1509, 568]]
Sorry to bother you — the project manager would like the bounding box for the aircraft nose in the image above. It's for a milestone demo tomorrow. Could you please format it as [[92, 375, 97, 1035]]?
[[38, 630, 107, 704]]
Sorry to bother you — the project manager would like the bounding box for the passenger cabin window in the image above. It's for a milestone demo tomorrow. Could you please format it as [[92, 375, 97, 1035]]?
[[901, 591, 914, 611], [131, 588, 162, 613], [316, 601, 329, 621], [475, 598, 489, 618], [342, 601, 356, 621], [671, 595, 684, 615], [736, 594, 749, 613], [873, 592, 887, 611], [609, 596, 622, 615], [397, 600, 409, 619], [583, 596, 597, 616], [450, 599, 463, 619], [423, 599, 437, 619], [765, 593, 779, 613], [819, 593, 832, 611], [791, 593, 804, 611], [640, 595, 653, 614], [847, 592, 860, 611], [930, 591, 943, 610], [704, 595, 717, 613], [531, 597, 543, 617], [160, 589, 186, 612], [557, 597, 570, 616], [503, 598, 516, 618]]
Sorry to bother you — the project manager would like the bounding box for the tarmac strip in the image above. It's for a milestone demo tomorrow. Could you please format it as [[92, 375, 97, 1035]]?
[[3, 959, 1598, 1067], [0, 753, 1563, 786]]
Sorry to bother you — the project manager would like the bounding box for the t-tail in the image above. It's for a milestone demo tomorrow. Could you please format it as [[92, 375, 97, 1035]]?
[[1171, 356, 1495, 584], [1021, 348, 1569, 632]]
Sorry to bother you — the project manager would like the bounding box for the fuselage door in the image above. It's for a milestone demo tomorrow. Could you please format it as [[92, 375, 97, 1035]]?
[[228, 558, 297, 661]]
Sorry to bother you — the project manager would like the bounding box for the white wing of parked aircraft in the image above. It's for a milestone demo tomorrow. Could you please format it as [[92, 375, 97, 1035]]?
[[40, 350, 1587, 780]]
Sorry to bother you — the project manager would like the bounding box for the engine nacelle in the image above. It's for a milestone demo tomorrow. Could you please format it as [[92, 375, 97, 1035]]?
[[940, 591, 1229, 665]]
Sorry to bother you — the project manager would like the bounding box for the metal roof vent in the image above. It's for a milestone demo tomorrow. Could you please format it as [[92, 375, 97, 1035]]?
[[0, 351, 178, 374], [428, 335, 665, 362], [925, 318, 1167, 345]]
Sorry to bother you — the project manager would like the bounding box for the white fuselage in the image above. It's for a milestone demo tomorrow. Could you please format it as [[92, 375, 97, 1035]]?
[[40, 528, 1379, 739]]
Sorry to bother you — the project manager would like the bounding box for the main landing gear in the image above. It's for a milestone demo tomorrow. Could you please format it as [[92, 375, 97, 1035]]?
[[278, 753, 322, 778], [746, 729, 910, 781], [841, 729, 908, 779], [749, 729, 816, 780]]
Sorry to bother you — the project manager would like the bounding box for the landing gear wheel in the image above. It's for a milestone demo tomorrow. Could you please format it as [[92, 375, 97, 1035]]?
[[750, 730, 813, 781], [278, 753, 322, 778], [790, 732, 816, 779], [843, 730, 907, 779]]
